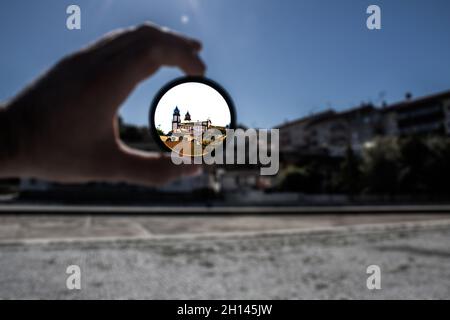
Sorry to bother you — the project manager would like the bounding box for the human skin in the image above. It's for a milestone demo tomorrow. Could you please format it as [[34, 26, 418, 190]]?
[[0, 22, 205, 186]]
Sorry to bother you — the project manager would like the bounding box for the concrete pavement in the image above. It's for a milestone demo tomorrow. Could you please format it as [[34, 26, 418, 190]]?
[[0, 217, 450, 299], [0, 208, 449, 299], [0, 212, 450, 243]]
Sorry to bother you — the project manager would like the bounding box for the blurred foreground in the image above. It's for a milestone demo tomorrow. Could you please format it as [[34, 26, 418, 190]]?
[[0, 209, 449, 299]]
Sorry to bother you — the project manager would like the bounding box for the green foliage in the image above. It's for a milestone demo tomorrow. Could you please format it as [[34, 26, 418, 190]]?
[[336, 146, 362, 197], [118, 120, 149, 143], [360, 137, 401, 195], [278, 136, 450, 197], [120, 126, 143, 142], [278, 164, 324, 193], [361, 136, 450, 196], [156, 127, 166, 136]]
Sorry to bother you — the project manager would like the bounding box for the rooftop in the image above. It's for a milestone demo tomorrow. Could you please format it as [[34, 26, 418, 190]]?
[[276, 89, 450, 129]]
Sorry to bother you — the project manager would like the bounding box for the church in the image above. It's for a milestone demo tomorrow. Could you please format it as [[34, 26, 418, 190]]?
[[169, 106, 212, 141]]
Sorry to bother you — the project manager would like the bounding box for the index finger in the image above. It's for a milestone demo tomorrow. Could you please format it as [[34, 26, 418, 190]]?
[[96, 23, 206, 82]]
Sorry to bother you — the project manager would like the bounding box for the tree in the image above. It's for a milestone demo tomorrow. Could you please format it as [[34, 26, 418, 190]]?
[[278, 164, 324, 193], [424, 136, 450, 196], [360, 137, 400, 196], [336, 146, 361, 198], [156, 127, 166, 136], [278, 166, 309, 192], [397, 136, 429, 194]]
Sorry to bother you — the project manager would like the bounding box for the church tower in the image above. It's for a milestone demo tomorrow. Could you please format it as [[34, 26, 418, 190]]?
[[172, 106, 181, 131], [184, 111, 191, 121]]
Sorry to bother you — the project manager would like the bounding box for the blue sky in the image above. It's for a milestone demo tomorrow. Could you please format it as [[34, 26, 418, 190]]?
[[1, 0, 450, 128]]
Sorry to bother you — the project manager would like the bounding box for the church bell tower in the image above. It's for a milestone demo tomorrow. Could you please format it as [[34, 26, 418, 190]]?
[[172, 106, 181, 131]]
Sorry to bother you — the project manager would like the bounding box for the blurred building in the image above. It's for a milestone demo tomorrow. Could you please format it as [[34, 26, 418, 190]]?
[[278, 110, 335, 154], [382, 91, 450, 137], [277, 89, 450, 157]]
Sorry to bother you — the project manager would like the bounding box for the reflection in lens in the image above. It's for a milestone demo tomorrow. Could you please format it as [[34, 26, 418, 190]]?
[[152, 80, 233, 157]]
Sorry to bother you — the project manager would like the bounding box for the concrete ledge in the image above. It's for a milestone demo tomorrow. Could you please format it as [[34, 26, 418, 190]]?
[[2, 204, 450, 214]]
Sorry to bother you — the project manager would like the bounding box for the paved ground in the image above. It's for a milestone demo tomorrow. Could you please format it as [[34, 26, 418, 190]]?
[[1, 212, 450, 242], [0, 210, 449, 299]]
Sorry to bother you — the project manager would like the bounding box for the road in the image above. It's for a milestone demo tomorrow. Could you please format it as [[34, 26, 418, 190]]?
[[0, 207, 449, 299]]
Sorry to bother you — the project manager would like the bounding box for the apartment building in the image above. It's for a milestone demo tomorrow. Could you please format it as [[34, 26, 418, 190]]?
[[382, 90, 450, 137], [277, 104, 380, 157], [277, 89, 450, 157]]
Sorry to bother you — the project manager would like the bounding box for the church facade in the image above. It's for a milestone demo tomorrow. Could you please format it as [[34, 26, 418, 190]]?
[[170, 106, 212, 141]]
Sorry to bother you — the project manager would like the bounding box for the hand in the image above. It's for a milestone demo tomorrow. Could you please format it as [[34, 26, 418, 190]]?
[[0, 22, 205, 186]]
